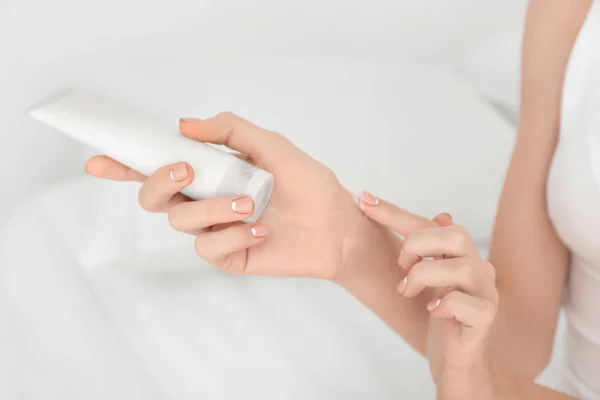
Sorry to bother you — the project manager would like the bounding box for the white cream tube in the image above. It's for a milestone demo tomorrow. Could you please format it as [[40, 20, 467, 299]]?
[[28, 88, 274, 222]]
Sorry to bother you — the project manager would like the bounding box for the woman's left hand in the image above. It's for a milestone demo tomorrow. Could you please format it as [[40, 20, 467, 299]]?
[[359, 192, 501, 400]]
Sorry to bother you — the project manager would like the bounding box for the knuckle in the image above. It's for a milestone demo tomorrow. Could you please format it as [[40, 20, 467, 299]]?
[[485, 261, 497, 281], [216, 111, 241, 132], [193, 236, 211, 261], [408, 260, 427, 281], [457, 258, 476, 282], [167, 204, 183, 230], [444, 290, 461, 305], [216, 111, 237, 121], [453, 225, 469, 236], [402, 233, 417, 254], [478, 300, 497, 324], [449, 226, 469, 248], [137, 190, 157, 212]]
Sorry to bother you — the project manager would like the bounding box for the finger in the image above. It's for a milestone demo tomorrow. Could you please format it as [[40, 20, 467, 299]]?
[[179, 113, 296, 168], [400, 225, 478, 269], [168, 195, 254, 234], [85, 155, 146, 182], [428, 290, 496, 333], [138, 162, 193, 213], [398, 257, 496, 299], [358, 191, 436, 237], [432, 213, 454, 227], [194, 223, 269, 273]]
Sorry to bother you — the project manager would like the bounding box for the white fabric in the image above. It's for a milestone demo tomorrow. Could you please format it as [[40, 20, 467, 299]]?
[[0, 63, 515, 398], [0, 178, 435, 399], [547, 1, 600, 398], [453, 29, 523, 115]]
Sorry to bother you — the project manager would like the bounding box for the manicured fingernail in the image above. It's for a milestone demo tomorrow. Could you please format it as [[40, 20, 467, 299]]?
[[251, 224, 269, 238], [427, 299, 442, 312], [398, 276, 408, 295], [169, 163, 188, 182], [232, 197, 254, 214], [360, 191, 380, 206], [179, 117, 200, 123]]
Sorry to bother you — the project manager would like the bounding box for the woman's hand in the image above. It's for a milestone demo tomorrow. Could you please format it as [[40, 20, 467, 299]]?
[[85, 113, 364, 280], [359, 193, 502, 400]]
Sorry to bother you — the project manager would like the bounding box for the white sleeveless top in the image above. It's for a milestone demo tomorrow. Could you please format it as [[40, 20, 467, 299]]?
[[547, 1, 600, 398]]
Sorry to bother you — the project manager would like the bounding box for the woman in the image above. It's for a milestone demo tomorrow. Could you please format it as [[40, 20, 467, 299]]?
[[86, 0, 597, 398]]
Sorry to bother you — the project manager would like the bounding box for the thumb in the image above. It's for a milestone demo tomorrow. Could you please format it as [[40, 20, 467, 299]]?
[[432, 213, 454, 227], [179, 113, 297, 169]]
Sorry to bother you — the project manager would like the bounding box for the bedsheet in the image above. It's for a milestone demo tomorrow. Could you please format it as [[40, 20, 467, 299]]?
[[0, 177, 435, 399]]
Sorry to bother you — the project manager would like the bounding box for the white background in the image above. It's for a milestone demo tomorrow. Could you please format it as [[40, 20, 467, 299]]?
[[0, 0, 526, 222]]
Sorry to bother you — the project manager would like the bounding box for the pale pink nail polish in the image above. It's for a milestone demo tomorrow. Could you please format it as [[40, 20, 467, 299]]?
[[398, 276, 408, 295], [251, 224, 269, 238], [179, 117, 201, 123], [170, 163, 188, 182], [427, 299, 442, 311], [361, 191, 380, 206], [232, 197, 254, 214]]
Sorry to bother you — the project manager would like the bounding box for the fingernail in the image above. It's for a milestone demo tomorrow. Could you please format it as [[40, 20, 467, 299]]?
[[398, 276, 408, 295], [360, 191, 380, 206], [179, 117, 201, 123], [170, 163, 188, 182], [251, 224, 269, 238], [398, 249, 404, 267], [427, 299, 442, 312], [232, 197, 254, 214]]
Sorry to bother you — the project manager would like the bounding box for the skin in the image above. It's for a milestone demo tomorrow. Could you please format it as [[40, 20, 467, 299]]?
[[368, 0, 589, 397], [489, 0, 591, 379], [364, 198, 578, 399]]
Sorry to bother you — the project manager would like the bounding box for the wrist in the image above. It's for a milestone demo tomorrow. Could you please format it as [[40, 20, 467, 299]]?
[[438, 350, 518, 400], [335, 198, 402, 285], [488, 354, 522, 400], [331, 192, 401, 286]]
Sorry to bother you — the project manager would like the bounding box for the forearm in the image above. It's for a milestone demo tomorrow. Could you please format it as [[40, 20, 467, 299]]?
[[489, 0, 590, 376], [509, 383, 577, 400], [335, 208, 430, 354], [496, 369, 578, 400]]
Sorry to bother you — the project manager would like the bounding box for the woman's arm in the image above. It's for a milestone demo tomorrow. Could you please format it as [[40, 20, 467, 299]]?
[[500, 375, 578, 400], [357, 195, 581, 400], [490, 0, 591, 378]]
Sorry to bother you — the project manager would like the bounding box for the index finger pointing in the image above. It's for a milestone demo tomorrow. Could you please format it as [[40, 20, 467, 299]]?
[[359, 192, 436, 237]]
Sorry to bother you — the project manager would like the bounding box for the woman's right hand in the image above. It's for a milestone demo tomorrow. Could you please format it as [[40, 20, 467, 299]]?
[[85, 113, 365, 281]]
